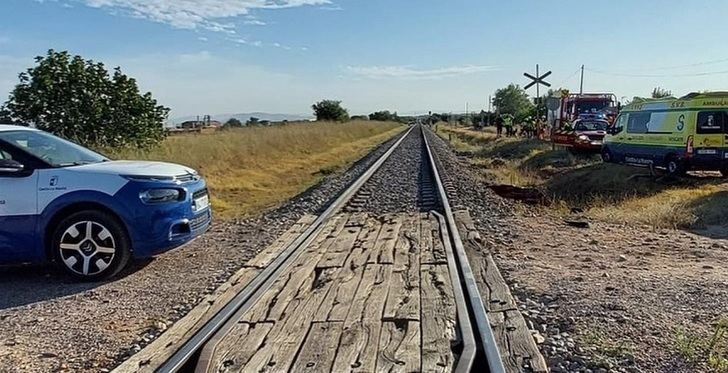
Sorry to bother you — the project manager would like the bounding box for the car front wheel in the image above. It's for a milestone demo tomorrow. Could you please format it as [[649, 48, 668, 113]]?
[[52, 210, 131, 281]]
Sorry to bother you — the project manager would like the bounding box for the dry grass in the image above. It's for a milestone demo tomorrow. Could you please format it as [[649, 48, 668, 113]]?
[[107, 121, 403, 219], [436, 123, 728, 229]]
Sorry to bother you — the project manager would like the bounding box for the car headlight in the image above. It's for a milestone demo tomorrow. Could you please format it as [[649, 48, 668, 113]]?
[[577, 134, 589, 142], [140, 189, 181, 203]]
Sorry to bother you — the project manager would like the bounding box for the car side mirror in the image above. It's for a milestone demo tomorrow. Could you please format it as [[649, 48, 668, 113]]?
[[0, 159, 25, 176]]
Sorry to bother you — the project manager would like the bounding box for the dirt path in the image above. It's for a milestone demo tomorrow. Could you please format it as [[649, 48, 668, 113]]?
[[492, 211, 728, 372]]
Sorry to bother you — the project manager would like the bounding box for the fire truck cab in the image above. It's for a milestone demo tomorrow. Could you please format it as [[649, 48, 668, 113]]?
[[548, 92, 620, 153]]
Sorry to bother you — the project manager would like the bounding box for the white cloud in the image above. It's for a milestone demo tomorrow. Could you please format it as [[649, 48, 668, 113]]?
[[74, 0, 330, 33], [320, 4, 342, 11], [345, 64, 501, 80], [244, 19, 267, 25]]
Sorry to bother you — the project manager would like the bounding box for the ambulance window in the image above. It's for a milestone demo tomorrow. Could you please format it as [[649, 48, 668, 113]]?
[[626, 112, 650, 134], [697, 112, 724, 134], [614, 114, 628, 130]]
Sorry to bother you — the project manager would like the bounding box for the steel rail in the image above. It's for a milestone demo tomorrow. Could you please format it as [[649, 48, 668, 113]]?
[[422, 126, 507, 373], [432, 210, 476, 373], [157, 125, 416, 373]]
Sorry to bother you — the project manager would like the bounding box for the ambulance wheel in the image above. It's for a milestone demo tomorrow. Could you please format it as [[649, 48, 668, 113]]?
[[601, 148, 613, 163], [52, 210, 132, 281], [666, 157, 686, 177]]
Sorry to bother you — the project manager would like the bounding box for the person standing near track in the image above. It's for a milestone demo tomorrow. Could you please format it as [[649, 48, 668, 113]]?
[[502, 114, 514, 137]]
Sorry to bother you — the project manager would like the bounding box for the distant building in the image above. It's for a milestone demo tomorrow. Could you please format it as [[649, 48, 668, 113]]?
[[178, 115, 221, 130]]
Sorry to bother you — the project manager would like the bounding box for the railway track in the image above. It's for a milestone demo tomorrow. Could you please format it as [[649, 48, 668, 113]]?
[[135, 125, 506, 373]]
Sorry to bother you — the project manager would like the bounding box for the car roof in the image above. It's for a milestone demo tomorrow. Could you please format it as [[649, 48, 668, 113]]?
[[0, 124, 38, 132]]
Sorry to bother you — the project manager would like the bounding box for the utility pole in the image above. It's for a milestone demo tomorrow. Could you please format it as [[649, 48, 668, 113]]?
[[579, 65, 585, 95], [487, 95, 492, 126], [465, 102, 469, 125], [536, 64, 540, 99], [536, 64, 540, 121]]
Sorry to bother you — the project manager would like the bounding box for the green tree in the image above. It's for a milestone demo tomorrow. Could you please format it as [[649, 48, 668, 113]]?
[[651, 87, 673, 99], [246, 117, 260, 126], [224, 118, 243, 128], [312, 99, 349, 122], [369, 110, 396, 122], [0, 106, 16, 124], [493, 84, 534, 122], [4, 49, 169, 148]]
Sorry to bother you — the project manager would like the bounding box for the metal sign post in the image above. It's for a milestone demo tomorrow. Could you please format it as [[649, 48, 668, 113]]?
[[524, 64, 552, 97], [524, 64, 552, 128]]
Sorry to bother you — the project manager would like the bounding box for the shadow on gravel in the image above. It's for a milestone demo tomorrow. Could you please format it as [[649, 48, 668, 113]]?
[[0, 258, 153, 310], [685, 190, 728, 239]]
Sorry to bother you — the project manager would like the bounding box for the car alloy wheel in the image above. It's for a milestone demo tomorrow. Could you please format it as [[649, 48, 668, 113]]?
[[59, 221, 117, 276]]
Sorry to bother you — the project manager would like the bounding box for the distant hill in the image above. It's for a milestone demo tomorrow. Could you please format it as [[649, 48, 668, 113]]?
[[173, 112, 312, 125]]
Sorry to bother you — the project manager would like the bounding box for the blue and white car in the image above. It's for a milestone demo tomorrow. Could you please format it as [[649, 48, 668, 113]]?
[[0, 125, 211, 280]]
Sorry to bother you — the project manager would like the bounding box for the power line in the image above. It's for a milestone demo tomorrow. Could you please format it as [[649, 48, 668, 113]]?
[[552, 66, 582, 88], [630, 57, 728, 71], [584, 67, 728, 78]]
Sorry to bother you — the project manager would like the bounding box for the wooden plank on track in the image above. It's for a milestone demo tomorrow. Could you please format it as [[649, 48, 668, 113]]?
[[454, 209, 547, 373], [503, 309, 549, 373], [453, 210, 481, 243], [376, 320, 420, 372], [370, 214, 403, 264], [383, 214, 420, 321], [314, 235, 369, 322], [241, 214, 348, 323], [420, 264, 457, 372], [358, 215, 383, 265], [345, 213, 367, 228], [472, 253, 517, 313], [420, 212, 447, 265], [113, 214, 317, 373], [202, 321, 274, 372], [489, 311, 548, 373], [392, 213, 420, 272], [219, 266, 340, 372], [245, 214, 318, 269], [290, 322, 344, 373], [316, 214, 363, 268], [332, 264, 392, 372]]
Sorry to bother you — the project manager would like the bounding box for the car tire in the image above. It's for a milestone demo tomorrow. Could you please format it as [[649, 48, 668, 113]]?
[[666, 157, 686, 177], [51, 210, 131, 281], [601, 148, 613, 163]]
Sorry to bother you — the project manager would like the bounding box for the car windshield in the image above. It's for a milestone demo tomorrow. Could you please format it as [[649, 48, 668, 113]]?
[[575, 120, 607, 131], [575, 101, 611, 114], [0, 130, 107, 167]]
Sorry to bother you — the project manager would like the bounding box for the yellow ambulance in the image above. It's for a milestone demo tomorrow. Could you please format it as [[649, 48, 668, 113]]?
[[602, 92, 728, 176]]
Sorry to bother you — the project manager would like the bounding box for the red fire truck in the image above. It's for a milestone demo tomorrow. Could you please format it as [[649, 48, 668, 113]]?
[[547, 91, 620, 153]]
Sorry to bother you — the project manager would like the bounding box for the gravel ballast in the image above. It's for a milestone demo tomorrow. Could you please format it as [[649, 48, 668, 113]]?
[[350, 127, 430, 214]]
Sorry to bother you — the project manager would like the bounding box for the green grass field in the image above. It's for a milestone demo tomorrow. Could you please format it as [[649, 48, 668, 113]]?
[[107, 121, 403, 219]]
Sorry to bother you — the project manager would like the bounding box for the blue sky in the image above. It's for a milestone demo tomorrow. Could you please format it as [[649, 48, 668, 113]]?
[[2, 0, 728, 119]]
